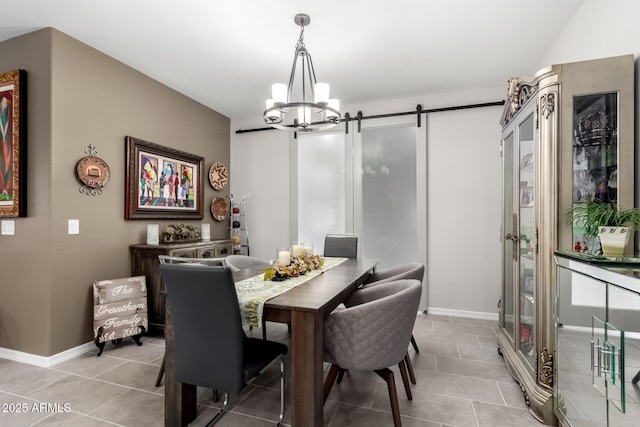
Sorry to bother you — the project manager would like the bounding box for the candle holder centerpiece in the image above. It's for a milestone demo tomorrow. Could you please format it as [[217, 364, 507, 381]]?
[[264, 244, 324, 281]]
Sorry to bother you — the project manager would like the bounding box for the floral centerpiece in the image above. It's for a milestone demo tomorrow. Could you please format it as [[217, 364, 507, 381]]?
[[263, 249, 325, 281]]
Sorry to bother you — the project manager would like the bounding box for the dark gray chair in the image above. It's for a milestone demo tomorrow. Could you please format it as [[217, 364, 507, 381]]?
[[154, 255, 228, 387], [224, 255, 270, 272], [323, 279, 422, 427], [349, 262, 425, 384], [324, 234, 358, 258], [160, 263, 288, 426]]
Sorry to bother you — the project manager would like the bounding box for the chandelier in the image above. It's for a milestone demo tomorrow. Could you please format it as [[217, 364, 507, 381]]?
[[264, 13, 341, 132]]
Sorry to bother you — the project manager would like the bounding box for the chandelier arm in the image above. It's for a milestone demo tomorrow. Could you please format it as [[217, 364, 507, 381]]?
[[305, 51, 319, 88], [301, 51, 307, 105], [304, 51, 319, 107], [286, 49, 300, 105]]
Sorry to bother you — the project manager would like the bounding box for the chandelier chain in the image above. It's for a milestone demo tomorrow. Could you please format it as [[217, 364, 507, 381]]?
[[295, 25, 305, 50]]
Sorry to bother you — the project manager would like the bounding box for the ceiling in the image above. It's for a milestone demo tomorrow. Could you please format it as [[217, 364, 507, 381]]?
[[0, 0, 584, 122]]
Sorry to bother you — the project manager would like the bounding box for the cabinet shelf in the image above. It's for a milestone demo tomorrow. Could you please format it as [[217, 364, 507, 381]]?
[[229, 194, 250, 256]]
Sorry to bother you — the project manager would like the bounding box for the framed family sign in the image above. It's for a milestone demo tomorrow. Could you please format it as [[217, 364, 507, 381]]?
[[125, 136, 204, 220], [0, 69, 27, 218]]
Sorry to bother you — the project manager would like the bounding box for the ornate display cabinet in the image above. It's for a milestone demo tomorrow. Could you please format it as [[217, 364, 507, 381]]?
[[498, 54, 634, 425]]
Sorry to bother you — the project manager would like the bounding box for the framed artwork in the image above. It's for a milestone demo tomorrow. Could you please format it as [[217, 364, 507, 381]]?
[[0, 69, 27, 217], [125, 136, 204, 219]]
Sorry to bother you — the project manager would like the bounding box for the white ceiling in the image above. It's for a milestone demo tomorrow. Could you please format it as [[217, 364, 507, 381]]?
[[0, 0, 584, 121]]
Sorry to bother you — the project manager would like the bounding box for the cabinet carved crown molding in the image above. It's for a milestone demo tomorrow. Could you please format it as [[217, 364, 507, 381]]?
[[501, 68, 556, 126]]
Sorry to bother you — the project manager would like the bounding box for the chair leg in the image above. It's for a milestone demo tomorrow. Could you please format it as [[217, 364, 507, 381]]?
[[323, 364, 340, 404], [397, 359, 412, 401], [155, 354, 165, 387], [405, 352, 416, 385], [278, 354, 285, 427], [262, 318, 267, 340], [374, 368, 402, 427], [205, 392, 230, 426], [410, 334, 420, 353], [336, 368, 346, 384]]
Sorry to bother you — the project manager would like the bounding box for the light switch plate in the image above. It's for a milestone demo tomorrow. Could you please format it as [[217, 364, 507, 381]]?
[[68, 219, 80, 235], [1, 220, 15, 235]]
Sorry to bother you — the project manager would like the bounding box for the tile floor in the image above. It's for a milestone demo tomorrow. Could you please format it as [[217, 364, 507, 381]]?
[[0, 315, 545, 426]]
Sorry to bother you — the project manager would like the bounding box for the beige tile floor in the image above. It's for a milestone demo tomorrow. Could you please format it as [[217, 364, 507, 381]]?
[[0, 315, 544, 426]]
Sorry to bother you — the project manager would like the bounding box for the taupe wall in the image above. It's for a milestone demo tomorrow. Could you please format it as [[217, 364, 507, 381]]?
[[0, 28, 230, 356]]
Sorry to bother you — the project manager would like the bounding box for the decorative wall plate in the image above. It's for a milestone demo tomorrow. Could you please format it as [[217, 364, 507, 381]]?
[[76, 144, 110, 195], [211, 197, 228, 221], [76, 156, 111, 188], [209, 162, 228, 190]]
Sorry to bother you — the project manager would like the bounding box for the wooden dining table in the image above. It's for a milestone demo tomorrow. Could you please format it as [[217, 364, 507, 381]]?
[[163, 257, 379, 427]]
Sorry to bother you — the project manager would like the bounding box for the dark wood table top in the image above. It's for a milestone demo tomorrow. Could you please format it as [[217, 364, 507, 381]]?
[[233, 258, 379, 314]]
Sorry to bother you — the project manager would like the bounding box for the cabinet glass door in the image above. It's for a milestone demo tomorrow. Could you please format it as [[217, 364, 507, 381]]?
[[502, 131, 515, 340], [518, 112, 535, 366], [605, 280, 640, 421], [555, 267, 608, 426], [572, 93, 619, 253]]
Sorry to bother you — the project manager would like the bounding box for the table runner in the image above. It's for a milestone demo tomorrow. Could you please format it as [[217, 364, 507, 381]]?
[[236, 257, 348, 327]]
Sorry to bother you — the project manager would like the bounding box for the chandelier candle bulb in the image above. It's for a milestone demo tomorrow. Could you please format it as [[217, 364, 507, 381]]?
[[298, 107, 311, 126], [272, 83, 287, 105], [314, 83, 330, 104], [326, 99, 340, 120], [265, 99, 280, 121]]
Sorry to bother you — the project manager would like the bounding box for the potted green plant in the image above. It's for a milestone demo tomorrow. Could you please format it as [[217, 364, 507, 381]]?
[[569, 200, 640, 256]]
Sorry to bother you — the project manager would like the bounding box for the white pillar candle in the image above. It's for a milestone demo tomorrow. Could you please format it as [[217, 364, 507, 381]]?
[[304, 244, 314, 255], [291, 244, 304, 258], [277, 250, 291, 266], [201, 223, 210, 240], [147, 224, 159, 245]]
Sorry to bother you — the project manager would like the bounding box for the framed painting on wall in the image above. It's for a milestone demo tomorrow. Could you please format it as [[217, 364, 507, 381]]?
[[125, 136, 204, 219], [0, 69, 27, 217]]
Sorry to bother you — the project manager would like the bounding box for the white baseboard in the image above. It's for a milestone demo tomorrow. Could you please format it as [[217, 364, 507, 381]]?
[[425, 307, 498, 322], [0, 341, 95, 368]]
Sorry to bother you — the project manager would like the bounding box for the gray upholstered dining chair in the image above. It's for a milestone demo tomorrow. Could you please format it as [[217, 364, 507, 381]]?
[[347, 262, 425, 384], [154, 255, 228, 387], [324, 233, 358, 258], [362, 263, 425, 289], [224, 254, 270, 272], [323, 279, 422, 427], [360, 262, 425, 354], [160, 263, 288, 426]]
